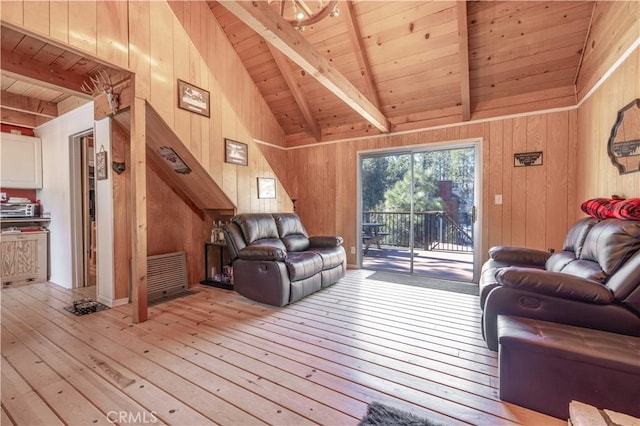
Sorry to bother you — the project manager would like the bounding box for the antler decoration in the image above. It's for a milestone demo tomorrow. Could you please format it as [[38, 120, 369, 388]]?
[[81, 70, 120, 115]]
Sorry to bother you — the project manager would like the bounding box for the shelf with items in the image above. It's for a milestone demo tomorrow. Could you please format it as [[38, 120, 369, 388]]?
[[200, 241, 234, 290]]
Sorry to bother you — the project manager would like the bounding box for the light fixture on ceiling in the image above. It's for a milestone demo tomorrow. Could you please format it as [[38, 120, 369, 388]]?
[[271, 0, 340, 31]]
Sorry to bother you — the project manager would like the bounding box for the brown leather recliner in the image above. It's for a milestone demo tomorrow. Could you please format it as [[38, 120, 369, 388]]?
[[480, 217, 640, 350], [222, 213, 346, 307]]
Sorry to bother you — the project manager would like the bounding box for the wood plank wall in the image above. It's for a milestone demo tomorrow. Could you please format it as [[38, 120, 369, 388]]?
[[576, 48, 640, 203], [276, 111, 577, 267], [574, 1, 639, 204], [1, 1, 293, 289]]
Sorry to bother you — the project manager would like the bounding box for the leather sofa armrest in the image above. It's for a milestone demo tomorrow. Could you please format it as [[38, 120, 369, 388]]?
[[237, 245, 287, 261], [489, 246, 551, 267], [309, 236, 344, 248], [496, 267, 614, 304]]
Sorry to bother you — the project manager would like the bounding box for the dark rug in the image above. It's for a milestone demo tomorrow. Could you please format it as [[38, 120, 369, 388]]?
[[359, 402, 445, 426], [367, 271, 479, 296], [64, 298, 110, 316]]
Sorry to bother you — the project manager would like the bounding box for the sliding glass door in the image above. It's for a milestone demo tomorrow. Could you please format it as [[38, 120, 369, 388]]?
[[359, 143, 478, 282]]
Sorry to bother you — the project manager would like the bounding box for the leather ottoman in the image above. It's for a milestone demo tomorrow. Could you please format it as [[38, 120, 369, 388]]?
[[497, 315, 640, 419]]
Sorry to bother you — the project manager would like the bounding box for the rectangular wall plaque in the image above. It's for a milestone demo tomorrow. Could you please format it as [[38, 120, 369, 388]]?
[[514, 151, 543, 167], [225, 139, 248, 166]]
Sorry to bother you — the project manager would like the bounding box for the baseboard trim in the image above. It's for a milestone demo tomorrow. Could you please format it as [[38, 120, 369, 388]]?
[[97, 295, 129, 308]]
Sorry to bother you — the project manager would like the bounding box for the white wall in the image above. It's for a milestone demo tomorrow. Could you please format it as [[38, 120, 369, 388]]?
[[35, 102, 94, 289], [94, 118, 120, 306]]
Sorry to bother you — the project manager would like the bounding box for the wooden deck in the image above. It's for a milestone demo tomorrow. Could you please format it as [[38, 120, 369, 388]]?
[[1, 270, 563, 425], [363, 246, 475, 282]]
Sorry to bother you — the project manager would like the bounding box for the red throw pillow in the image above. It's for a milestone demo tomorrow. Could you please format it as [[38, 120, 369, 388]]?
[[612, 198, 640, 220], [580, 196, 625, 219]]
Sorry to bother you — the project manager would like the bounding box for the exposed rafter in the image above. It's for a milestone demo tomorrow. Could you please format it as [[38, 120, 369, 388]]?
[[1, 48, 90, 98], [342, 0, 382, 110], [1, 90, 58, 118], [218, 0, 390, 133], [266, 43, 322, 141], [1, 107, 37, 128], [456, 1, 471, 122]]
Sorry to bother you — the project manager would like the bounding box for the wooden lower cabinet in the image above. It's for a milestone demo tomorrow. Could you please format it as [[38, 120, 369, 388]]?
[[1, 231, 48, 285]]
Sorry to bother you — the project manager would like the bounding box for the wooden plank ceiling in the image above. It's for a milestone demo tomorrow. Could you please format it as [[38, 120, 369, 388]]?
[[209, 0, 595, 146], [0, 27, 102, 128], [1, 1, 596, 145]]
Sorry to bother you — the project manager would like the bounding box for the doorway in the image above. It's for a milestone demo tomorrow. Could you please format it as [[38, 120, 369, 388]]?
[[70, 130, 96, 288], [359, 141, 481, 282]]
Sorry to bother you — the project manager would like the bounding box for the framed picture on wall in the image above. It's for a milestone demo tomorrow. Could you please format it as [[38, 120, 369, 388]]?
[[257, 177, 276, 199], [96, 147, 108, 180], [177, 79, 210, 117], [225, 139, 248, 166]]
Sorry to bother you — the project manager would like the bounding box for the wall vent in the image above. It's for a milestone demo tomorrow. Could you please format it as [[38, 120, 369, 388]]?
[[147, 251, 188, 302]]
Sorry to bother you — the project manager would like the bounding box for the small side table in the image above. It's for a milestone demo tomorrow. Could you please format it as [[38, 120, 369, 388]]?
[[200, 242, 234, 290]]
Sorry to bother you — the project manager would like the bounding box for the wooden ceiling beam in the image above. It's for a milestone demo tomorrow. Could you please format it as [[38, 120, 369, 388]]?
[[1, 107, 37, 128], [266, 43, 322, 141], [1, 90, 58, 118], [456, 1, 471, 121], [1, 48, 90, 98], [342, 0, 382, 110], [219, 0, 390, 133]]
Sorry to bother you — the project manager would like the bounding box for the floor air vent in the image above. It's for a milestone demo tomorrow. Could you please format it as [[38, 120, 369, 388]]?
[[147, 251, 188, 302]]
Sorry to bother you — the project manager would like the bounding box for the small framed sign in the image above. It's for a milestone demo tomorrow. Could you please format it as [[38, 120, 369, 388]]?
[[96, 146, 108, 180], [257, 177, 276, 199], [514, 151, 543, 167], [178, 79, 210, 117], [225, 138, 248, 166]]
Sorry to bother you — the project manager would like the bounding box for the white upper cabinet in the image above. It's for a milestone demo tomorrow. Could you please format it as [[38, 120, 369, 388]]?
[[0, 133, 43, 189]]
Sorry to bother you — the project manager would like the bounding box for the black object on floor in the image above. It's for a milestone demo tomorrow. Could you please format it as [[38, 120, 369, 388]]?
[[358, 402, 445, 426], [367, 271, 479, 295], [64, 298, 110, 316]]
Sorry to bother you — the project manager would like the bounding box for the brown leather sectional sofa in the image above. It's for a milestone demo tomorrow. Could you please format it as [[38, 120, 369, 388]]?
[[222, 213, 346, 306], [480, 217, 640, 351], [481, 217, 640, 418]]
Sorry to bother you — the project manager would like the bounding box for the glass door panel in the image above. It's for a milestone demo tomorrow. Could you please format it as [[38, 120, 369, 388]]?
[[361, 153, 412, 274], [360, 145, 477, 282]]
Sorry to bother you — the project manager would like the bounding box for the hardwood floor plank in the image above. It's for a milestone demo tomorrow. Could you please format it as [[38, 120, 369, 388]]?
[[322, 277, 484, 318], [6, 285, 355, 425], [1, 356, 63, 426], [17, 285, 362, 425], [175, 292, 497, 385], [65, 306, 356, 425], [1, 325, 112, 425], [141, 306, 469, 426], [309, 289, 484, 332], [1, 271, 564, 426], [144, 298, 523, 424], [1, 309, 166, 425], [1, 404, 15, 426], [209, 286, 496, 363], [1, 290, 225, 425]]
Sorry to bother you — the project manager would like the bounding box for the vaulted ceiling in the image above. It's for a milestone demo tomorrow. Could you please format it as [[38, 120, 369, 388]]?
[[1, 1, 597, 147], [209, 0, 595, 146]]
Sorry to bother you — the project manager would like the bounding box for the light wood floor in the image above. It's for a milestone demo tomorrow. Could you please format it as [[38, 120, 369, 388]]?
[[1, 270, 563, 425]]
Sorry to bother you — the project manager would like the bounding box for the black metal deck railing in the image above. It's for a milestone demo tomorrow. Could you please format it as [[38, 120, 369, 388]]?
[[363, 211, 473, 252]]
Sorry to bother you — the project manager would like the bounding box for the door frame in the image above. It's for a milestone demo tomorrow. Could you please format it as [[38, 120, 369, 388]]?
[[69, 128, 95, 288], [356, 138, 483, 282]]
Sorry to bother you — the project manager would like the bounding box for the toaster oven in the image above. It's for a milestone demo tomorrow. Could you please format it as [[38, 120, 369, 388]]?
[[0, 203, 40, 218]]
